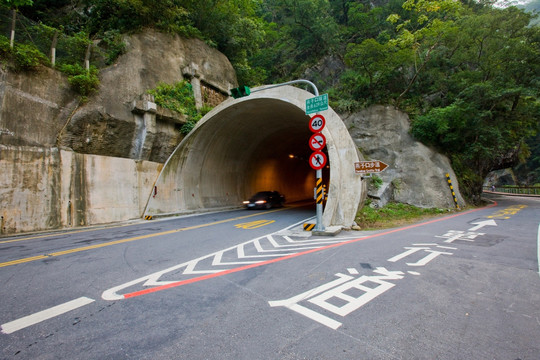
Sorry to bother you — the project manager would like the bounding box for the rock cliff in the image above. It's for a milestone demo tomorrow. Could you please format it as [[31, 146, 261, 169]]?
[[60, 29, 238, 163], [342, 106, 464, 209]]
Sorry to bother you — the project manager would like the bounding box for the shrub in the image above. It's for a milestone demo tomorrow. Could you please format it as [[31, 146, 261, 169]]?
[[0, 35, 48, 71], [99, 30, 126, 65], [371, 175, 383, 189], [148, 81, 214, 135], [59, 63, 99, 96], [12, 42, 49, 70]]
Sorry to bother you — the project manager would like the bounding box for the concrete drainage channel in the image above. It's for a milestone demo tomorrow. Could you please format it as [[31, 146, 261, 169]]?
[[144, 85, 365, 229]]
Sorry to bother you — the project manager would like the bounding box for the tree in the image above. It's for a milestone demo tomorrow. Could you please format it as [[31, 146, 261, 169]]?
[[344, 38, 413, 103], [182, 0, 267, 84], [411, 7, 540, 200], [386, 0, 463, 106], [252, 0, 339, 81], [1, 0, 34, 48]]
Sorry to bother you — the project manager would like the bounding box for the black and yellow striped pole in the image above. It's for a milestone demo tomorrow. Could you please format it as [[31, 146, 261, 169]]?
[[316, 178, 324, 205], [446, 173, 460, 209]]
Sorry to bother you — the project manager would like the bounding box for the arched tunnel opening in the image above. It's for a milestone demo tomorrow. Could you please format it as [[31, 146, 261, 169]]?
[[201, 98, 329, 205], [145, 86, 363, 228]]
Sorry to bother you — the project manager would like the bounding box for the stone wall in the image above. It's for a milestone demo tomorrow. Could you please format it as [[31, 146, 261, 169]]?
[[0, 145, 161, 235], [0, 29, 237, 235]]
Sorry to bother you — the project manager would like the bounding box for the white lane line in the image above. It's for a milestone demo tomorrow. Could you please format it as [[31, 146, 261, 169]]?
[[1, 297, 95, 334], [537, 223, 540, 278]]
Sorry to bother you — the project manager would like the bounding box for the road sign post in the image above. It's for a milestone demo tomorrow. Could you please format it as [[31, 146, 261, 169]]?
[[308, 114, 328, 232]]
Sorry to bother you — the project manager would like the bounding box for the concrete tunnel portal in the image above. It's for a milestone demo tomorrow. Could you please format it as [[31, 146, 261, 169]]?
[[144, 86, 364, 228]]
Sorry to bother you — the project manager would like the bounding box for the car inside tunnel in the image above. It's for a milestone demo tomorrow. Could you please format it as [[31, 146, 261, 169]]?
[[145, 85, 362, 228]]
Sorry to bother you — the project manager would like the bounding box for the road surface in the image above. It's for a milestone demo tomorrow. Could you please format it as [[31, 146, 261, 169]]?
[[1, 195, 539, 359]]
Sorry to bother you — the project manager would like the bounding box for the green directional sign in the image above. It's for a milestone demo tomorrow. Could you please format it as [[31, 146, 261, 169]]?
[[305, 94, 328, 114]]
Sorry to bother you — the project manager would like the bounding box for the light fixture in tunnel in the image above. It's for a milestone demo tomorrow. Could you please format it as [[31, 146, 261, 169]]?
[[288, 154, 294, 159]]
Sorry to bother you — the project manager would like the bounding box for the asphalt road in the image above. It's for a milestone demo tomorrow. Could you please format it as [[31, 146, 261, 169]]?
[[0, 195, 539, 359]]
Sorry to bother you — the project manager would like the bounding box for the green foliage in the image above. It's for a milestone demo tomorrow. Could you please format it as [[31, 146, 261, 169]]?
[[147, 81, 213, 135], [344, 38, 413, 104], [371, 175, 383, 190], [1, 0, 33, 8], [98, 30, 126, 65], [0, 35, 9, 57], [408, 7, 540, 199], [11, 42, 48, 70], [252, 0, 339, 81], [356, 200, 446, 229], [59, 63, 100, 96], [0, 35, 48, 70], [56, 31, 92, 66], [148, 81, 197, 117]]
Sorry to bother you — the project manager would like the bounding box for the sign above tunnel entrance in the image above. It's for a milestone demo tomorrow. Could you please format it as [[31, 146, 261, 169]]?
[[306, 94, 329, 114]]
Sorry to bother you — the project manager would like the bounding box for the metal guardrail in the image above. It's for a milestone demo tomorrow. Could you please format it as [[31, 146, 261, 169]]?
[[483, 186, 540, 196]]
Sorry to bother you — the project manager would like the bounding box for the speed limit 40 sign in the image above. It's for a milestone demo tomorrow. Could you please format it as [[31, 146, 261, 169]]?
[[309, 114, 325, 133]]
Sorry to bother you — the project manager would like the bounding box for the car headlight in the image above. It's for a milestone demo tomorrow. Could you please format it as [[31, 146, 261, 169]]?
[[243, 201, 249, 204], [255, 200, 266, 204]]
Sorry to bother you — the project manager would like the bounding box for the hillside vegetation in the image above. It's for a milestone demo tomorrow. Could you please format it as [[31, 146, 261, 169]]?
[[4, 0, 540, 201]]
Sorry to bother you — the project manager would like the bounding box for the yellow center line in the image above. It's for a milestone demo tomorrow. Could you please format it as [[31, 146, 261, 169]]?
[[0, 207, 289, 268], [0, 223, 136, 244]]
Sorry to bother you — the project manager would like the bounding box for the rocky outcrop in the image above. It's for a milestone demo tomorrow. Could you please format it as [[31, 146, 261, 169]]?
[[484, 169, 517, 187], [342, 105, 465, 209], [58, 29, 237, 163]]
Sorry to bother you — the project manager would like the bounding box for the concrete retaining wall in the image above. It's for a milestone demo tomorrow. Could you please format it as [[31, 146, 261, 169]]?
[[0, 145, 161, 235]]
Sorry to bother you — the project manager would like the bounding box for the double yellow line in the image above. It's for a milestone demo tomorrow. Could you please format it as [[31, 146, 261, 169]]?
[[0, 208, 287, 268]]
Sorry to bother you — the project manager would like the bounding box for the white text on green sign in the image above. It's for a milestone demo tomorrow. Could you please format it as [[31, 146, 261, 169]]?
[[306, 94, 328, 114]]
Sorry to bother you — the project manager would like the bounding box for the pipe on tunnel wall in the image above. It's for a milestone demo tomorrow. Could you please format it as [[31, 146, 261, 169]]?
[[144, 86, 364, 228]]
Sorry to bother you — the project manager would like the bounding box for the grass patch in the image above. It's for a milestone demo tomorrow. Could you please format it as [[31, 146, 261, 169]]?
[[355, 200, 448, 230]]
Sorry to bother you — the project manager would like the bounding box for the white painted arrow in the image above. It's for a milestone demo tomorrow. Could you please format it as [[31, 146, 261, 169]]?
[[468, 219, 497, 231]]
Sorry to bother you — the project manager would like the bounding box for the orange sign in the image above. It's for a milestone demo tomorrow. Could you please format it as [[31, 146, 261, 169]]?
[[354, 160, 388, 174]]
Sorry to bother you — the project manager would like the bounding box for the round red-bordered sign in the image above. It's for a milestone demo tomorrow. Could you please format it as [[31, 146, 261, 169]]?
[[309, 151, 327, 170], [309, 114, 325, 133], [309, 133, 326, 151]]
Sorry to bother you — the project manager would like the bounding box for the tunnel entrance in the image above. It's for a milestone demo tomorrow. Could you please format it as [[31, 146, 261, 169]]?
[[144, 85, 363, 228]]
